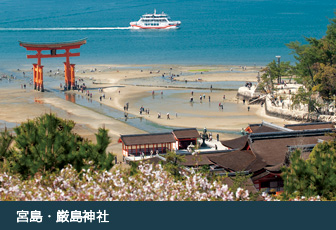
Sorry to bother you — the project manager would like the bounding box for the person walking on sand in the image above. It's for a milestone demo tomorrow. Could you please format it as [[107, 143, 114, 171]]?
[[167, 113, 170, 119], [248, 106, 250, 111], [208, 95, 211, 102], [191, 91, 193, 96]]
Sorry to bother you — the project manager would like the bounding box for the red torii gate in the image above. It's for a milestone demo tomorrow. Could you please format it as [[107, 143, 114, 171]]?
[[19, 38, 86, 92]]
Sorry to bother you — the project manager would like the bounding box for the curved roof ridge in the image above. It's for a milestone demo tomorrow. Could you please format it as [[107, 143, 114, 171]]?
[[284, 121, 333, 127], [19, 38, 87, 48], [262, 120, 293, 132]]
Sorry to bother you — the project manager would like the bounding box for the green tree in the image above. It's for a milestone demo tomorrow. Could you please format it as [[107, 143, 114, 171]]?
[[162, 151, 185, 180], [0, 128, 14, 171], [290, 86, 321, 114], [0, 113, 114, 178], [282, 140, 336, 200], [312, 63, 336, 99], [260, 60, 292, 93], [287, 13, 336, 100]]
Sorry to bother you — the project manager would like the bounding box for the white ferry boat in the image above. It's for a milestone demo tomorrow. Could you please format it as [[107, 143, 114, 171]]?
[[130, 9, 181, 29]]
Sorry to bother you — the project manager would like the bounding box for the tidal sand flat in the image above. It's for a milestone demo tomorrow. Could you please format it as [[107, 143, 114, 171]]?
[[0, 64, 298, 162]]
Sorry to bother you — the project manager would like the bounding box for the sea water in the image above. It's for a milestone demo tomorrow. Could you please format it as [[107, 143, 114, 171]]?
[[0, 0, 335, 70]]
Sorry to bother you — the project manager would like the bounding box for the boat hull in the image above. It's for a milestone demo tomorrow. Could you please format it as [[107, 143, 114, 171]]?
[[130, 24, 180, 29]]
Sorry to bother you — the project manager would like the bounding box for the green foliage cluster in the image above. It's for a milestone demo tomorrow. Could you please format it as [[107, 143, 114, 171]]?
[[260, 60, 292, 92], [287, 14, 336, 100], [0, 113, 114, 178], [290, 86, 321, 113], [282, 139, 336, 200], [259, 13, 336, 112], [162, 151, 186, 180]]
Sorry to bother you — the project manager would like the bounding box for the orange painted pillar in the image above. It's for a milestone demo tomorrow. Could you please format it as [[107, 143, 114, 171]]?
[[70, 64, 76, 90], [63, 62, 67, 89], [36, 65, 40, 91], [64, 62, 71, 90], [33, 64, 38, 90], [39, 65, 44, 92]]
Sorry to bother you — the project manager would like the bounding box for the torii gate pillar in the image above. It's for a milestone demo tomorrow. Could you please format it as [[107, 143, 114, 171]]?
[[70, 64, 76, 90], [38, 65, 44, 92], [63, 62, 76, 90], [33, 64, 38, 90], [32, 64, 44, 92]]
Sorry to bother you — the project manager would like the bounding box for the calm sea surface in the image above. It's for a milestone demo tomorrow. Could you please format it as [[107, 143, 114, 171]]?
[[0, 0, 335, 69]]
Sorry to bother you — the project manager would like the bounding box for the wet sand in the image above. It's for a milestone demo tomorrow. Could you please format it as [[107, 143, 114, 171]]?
[[0, 64, 298, 161], [0, 85, 145, 161], [69, 64, 298, 140]]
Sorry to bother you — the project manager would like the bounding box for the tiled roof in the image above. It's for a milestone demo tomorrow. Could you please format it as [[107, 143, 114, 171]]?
[[221, 135, 248, 150], [249, 121, 292, 133], [284, 122, 334, 131], [249, 134, 331, 166], [173, 128, 200, 139], [252, 125, 283, 133], [207, 150, 255, 171], [249, 129, 333, 142], [120, 133, 176, 146], [182, 154, 215, 166]]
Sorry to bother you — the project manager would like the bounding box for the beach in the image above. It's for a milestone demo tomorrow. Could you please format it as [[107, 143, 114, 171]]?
[[0, 64, 298, 161]]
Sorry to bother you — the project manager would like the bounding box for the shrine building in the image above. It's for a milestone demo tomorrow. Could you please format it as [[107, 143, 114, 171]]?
[[119, 128, 200, 157]]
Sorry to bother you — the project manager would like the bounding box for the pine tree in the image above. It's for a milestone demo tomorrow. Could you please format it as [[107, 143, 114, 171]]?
[[287, 13, 336, 100], [163, 151, 185, 180], [0, 128, 14, 170], [94, 128, 114, 170], [282, 140, 336, 200], [1, 113, 114, 178]]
